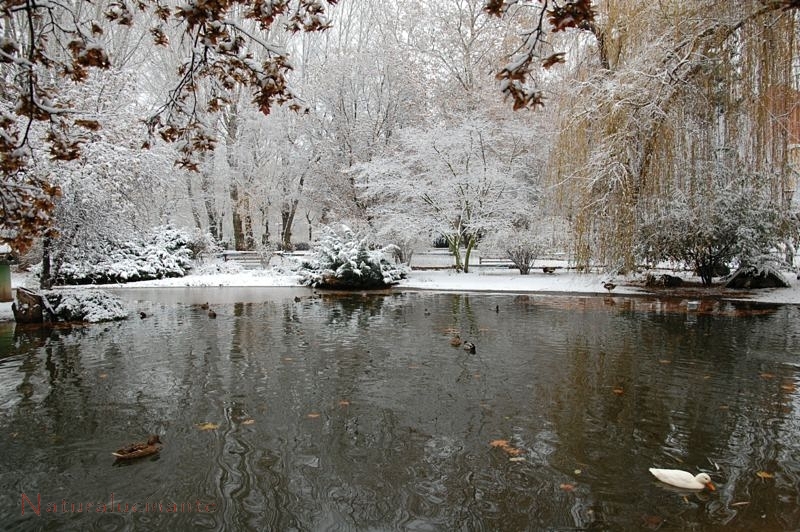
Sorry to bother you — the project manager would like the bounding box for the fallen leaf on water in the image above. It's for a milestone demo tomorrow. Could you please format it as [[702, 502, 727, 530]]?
[[306, 412, 321, 419], [509, 457, 526, 462], [760, 373, 776, 380], [242, 419, 255, 425], [612, 386, 624, 396], [196, 422, 219, 431], [659, 360, 671, 365], [781, 382, 796, 392], [559, 483, 575, 492], [641, 514, 664, 529], [756, 471, 774, 480], [489, 439, 524, 456], [574, 469, 582, 475]]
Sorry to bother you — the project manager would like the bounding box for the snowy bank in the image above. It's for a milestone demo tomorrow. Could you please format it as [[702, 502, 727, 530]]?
[[2, 265, 799, 323]]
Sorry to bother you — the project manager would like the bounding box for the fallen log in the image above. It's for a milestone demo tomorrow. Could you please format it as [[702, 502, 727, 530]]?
[[11, 287, 56, 324]]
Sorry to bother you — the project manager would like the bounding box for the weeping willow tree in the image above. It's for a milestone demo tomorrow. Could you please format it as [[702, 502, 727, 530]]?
[[548, 0, 799, 272]]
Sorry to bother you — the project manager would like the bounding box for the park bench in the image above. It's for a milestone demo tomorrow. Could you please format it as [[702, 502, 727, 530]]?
[[219, 250, 270, 269], [477, 256, 515, 268]]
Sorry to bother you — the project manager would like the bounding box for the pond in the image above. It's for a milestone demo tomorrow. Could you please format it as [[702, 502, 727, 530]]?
[[0, 288, 799, 531]]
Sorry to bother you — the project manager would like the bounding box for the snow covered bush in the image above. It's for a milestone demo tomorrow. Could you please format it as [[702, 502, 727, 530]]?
[[485, 225, 546, 275], [636, 180, 792, 285], [52, 226, 195, 285], [45, 289, 128, 322], [184, 229, 221, 259], [298, 225, 408, 289]]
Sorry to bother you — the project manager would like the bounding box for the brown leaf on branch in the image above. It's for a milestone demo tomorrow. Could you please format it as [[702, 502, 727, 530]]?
[[150, 27, 169, 46], [774, 0, 800, 10], [542, 52, 566, 69], [548, 0, 596, 32], [73, 119, 101, 131], [484, 0, 506, 17]]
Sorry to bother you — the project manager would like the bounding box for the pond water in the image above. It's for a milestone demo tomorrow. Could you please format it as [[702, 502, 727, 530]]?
[[0, 288, 799, 531]]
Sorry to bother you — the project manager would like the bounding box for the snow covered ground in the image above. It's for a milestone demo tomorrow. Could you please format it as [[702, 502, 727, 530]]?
[[2, 260, 799, 323]]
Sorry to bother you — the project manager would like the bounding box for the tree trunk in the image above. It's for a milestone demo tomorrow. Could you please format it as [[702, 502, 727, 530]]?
[[306, 211, 313, 242], [696, 259, 714, 286], [280, 207, 295, 250], [241, 195, 255, 250], [200, 169, 221, 242], [279, 168, 308, 250], [186, 175, 203, 230], [447, 235, 464, 272], [40, 236, 52, 289], [463, 235, 476, 273], [260, 205, 270, 247], [230, 184, 246, 250]]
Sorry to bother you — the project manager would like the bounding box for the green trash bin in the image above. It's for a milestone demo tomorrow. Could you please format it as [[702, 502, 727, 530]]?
[[0, 261, 11, 302]]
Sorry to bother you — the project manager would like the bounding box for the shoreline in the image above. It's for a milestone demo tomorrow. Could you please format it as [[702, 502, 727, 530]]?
[[1, 267, 798, 323]]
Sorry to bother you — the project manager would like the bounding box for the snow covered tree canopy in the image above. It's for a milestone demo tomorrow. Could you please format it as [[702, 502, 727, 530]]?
[[355, 117, 544, 272], [2, 0, 800, 273], [0, 0, 337, 252], [548, 1, 800, 271]]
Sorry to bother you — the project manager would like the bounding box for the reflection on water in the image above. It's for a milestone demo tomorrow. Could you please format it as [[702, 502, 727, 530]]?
[[0, 289, 799, 530]]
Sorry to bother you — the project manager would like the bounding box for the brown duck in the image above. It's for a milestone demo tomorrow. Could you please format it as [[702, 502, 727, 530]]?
[[112, 434, 162, 460]]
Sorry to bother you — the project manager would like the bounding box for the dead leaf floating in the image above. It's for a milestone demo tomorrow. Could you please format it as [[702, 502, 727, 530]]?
[[196, 422, 219, 431], [756, 471, 774, 480], [489, 439, 524, 456]]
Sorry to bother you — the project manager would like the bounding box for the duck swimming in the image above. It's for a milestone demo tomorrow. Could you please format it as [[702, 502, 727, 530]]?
[[112, 435, 162, 460], [649, 468, 715, 490]]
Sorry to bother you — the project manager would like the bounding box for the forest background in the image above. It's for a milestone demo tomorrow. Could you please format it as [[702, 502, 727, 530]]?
[[2, 0, 799, 287]]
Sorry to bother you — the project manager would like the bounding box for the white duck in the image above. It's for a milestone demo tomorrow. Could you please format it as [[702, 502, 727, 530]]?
[[649, 468, 715, 491]]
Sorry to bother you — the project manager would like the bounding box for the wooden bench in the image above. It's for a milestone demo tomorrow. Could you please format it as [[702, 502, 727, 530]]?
[[219, 250, 270, 269], [477, 255, 572, 273], [477, 256, 515, 268]]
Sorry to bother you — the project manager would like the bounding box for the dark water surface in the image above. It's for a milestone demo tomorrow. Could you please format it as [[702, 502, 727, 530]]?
[[0, 288, 799, 531]]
